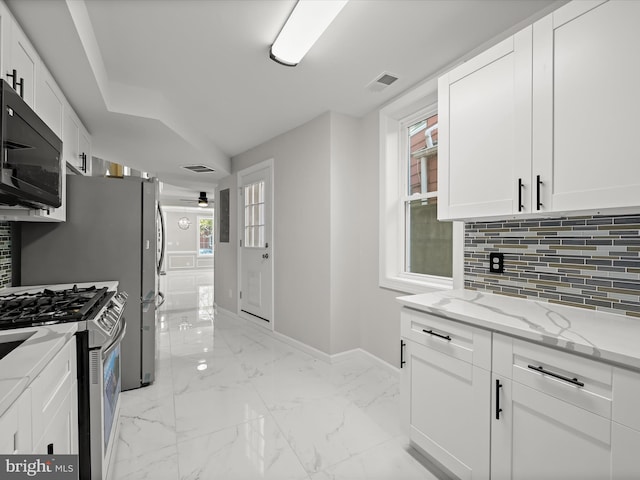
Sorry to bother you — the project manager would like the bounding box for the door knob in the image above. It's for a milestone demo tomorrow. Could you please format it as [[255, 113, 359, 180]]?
[[262, 253, 269, 259]]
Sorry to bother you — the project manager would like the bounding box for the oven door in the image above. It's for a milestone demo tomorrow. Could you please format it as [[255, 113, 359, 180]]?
[[89, 318, 126, 480]]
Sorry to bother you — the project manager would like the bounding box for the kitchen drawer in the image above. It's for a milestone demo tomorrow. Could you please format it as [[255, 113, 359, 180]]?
[[612, 366, 640, 431], [401, 308, 491, 370], [31, 338, 76, 446], [493, 334, 612, 418]]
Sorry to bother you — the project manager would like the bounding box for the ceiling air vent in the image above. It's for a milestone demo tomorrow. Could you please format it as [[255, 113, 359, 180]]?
[[183, 165, 215, 173], [366, 72, 399, 92]]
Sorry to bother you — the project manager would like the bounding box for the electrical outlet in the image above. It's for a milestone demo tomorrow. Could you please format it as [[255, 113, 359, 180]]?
[[489, 252, 504, 273]]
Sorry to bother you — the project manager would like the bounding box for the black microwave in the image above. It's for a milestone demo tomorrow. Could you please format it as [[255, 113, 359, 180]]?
[[0, 79, 62, 209]]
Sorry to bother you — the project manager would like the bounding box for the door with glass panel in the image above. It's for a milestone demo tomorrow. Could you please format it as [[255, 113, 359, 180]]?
[[239, 164, 272, 322]]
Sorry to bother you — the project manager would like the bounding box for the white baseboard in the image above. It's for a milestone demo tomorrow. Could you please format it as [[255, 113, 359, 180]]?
[[332, 348, 400, 377], [213, 305, 398, 375], [271, 330, 333, 363]]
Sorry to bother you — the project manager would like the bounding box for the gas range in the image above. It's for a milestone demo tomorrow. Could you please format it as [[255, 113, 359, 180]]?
[[0, 282, 128, 479], [0, 283, 127, 346]]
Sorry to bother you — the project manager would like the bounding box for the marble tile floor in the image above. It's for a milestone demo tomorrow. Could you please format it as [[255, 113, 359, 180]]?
[[110, 273, 449, 480]]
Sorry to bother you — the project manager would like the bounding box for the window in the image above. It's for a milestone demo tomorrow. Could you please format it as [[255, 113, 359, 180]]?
[[243, 180, 265, 248], [379, 77, 462, 293], [198, 216, 213, 256], [404, 113, 452, 277]]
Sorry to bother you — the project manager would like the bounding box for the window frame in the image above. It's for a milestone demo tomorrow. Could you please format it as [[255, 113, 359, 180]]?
[[379, 78, 463, 294]]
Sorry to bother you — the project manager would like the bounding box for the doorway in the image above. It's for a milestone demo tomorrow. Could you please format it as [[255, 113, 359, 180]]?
[[237, 159, 273, 326]]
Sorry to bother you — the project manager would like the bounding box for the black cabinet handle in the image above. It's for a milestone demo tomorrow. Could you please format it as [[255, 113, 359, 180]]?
[[47, 443, 54, 454], [400, 340, 406, 368], [518, 178, 524, 212], [16, 77, 24, 99], [79, 153, 87, 172], [527, 364, 584, 387], [536, 175, 543, 210], [6, 69, 17, 90], [495, 379, 503, 420], [422, 329, 451, 341]]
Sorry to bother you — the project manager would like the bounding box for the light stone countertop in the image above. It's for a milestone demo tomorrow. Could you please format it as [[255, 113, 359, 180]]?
[[397, 289, 640, 371]]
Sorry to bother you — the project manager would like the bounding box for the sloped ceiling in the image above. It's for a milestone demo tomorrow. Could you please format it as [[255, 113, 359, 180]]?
[[6, 0, 564, 201]]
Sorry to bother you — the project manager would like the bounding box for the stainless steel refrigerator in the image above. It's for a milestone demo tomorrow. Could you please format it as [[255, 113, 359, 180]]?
[[19, 175, 165, 391]]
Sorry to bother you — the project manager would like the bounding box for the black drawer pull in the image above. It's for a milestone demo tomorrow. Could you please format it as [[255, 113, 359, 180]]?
[[536, 175, 543, 210], [400, 340, 406, 368], [527, 365, 584, 387], [6, 69, 17, 90], [496, 379, 503, 420], [518, 178, 524, 212], [422, 329, 451, 341]]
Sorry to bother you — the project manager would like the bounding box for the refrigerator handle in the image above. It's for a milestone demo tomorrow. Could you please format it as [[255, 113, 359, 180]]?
[[157, 204, 166, 275]]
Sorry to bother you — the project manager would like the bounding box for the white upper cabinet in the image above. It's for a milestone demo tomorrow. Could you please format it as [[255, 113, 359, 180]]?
[[0, 0, 94, 221], [533, 0, 640, 214], [438, 27, 532, 220], [439, 0, 640, 221], [62, 103, 92, 176], [78, 123, 91, 176], [63, 105, 80, 169], [4, 16, 36, 108], [35, 64, 64, 138], [0, 3, 9, 78]]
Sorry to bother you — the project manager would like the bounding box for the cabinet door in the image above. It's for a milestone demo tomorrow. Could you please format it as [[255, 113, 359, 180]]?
[[8, 21, 37, 108], [406, 340, 490, 480], [533, 0, 640, 214], [0, 2, 10, 80], [612, 422, 640, 479], [0, 389, 32, 453], [492, 376, 613, 480], [31, 338, 76, 448], [78, 126, 91, 175], [63, 106, 80, 170], [33, 388, 75, 455], [438, 26, 532, 220], [35, 66, 64, 137]]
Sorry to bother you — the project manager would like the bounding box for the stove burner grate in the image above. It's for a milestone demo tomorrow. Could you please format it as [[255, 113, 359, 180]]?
[[0, 285, 110, 330]]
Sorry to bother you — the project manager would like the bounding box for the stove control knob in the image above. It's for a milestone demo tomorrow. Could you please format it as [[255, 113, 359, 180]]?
[[105, 311, 117, 326], [97, 315, 110, 331]]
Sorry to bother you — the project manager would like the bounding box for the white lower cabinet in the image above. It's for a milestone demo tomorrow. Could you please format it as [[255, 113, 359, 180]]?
[[33, 386, 77, 455], [402, 309, 640, 479], [401, 309, 491, 479], [0, 388, 32, 453], [491, 376, 613, 479], [0, 336, 77, 454]]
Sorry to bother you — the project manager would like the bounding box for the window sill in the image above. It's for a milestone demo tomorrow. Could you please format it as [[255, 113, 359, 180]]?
[[380, 273, 453, 295]]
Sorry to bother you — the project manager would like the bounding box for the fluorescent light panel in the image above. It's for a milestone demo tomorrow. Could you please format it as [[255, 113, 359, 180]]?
[[270, 0, 348, 66]]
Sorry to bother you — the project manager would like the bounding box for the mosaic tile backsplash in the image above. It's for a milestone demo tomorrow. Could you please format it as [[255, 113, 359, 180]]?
[[465, 214, 640, 318], [0, 222, 11, 288]]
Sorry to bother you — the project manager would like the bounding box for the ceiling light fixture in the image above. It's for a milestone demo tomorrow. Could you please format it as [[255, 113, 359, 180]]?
[[270, 0, 349, 67], [198, 192, 208, 207]]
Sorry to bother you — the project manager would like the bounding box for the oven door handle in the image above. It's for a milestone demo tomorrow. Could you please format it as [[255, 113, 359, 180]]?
[[103, 317, 127, 359]]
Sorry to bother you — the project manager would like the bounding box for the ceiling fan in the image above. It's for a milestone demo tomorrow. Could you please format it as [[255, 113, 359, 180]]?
[[178, 191, 209, 207]]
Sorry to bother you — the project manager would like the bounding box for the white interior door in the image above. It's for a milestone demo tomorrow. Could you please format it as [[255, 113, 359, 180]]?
[[239, 163, 272, 323]]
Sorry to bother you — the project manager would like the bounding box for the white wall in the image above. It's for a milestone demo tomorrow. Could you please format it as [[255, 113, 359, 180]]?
[[329, 113, 361, 355], [215, 109, 416, 366], [358, 110, 406, 366], [214, 174, 238, 313], [226, 113, 333, 353], [163, 207, 214, 271]]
